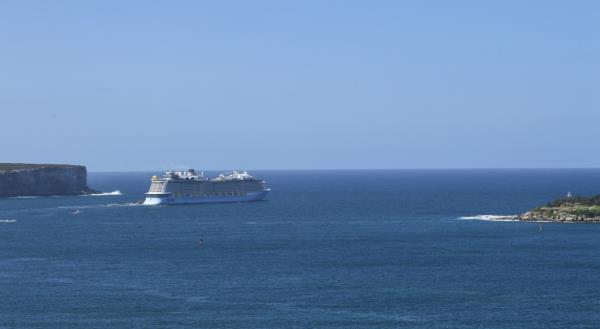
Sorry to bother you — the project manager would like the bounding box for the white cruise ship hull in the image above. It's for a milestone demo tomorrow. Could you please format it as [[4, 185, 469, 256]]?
[[143, 190, 269, 205]]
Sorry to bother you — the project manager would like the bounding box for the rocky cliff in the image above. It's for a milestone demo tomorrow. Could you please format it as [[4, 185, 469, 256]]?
[[0, 163, 97, 197]]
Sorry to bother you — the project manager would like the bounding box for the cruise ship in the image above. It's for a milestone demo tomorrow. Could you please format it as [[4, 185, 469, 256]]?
[[143, 169, 270, 205]]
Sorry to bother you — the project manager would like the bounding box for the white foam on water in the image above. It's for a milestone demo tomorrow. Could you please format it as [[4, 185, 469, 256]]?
[[186, 296, 208, 303], [9, 196, 37, 199], [85, 190, 123, 196], [57, 202, 142, 210], [458, 215, 519, 222], [0, 219, 16, 223], [105, 202, 140, 207]]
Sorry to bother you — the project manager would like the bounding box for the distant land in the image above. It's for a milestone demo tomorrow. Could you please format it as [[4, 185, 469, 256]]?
[[518, 195, 600, 223], [0, 163, 97, 197]]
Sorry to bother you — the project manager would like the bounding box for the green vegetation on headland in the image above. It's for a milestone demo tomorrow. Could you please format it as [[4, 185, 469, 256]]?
[[519, 195, 600, 222], [545, 195, 600, 207], [0, 163, 80, 171]]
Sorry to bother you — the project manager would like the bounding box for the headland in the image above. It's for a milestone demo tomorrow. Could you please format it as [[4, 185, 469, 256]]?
[[0, 163, 97, 197], [518, 195, 600, 223]]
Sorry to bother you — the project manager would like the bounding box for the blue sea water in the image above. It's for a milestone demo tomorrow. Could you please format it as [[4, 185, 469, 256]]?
[[2, 169, 600, 328]]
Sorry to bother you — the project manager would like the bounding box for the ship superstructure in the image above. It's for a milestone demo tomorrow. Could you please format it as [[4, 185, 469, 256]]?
[[143, 169, 269, 205]]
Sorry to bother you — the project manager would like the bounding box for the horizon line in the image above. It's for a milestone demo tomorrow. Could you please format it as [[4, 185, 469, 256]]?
[[88, 167, 600, 173]]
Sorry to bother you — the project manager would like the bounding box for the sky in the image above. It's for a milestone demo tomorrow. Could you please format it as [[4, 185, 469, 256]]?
[[1, 1, 599, 171]]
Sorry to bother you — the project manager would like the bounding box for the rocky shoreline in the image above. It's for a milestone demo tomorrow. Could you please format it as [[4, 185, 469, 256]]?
[[516, 195, 600, 223], [518, 208, 600, 222]]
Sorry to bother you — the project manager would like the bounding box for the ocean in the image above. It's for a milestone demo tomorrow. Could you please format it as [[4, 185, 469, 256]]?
[[2, 169, 600, 328]]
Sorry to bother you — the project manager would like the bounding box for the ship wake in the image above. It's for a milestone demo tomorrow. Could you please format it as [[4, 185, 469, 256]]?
[[85, 190, 123, 196], [57, 202, 141, 210]]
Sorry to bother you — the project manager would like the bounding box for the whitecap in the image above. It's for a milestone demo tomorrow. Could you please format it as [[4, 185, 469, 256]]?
[[458, 215, 518, 222], [9, 196, 37, 199], [0, 219, 16, 223], [186, 296, 208, 303]]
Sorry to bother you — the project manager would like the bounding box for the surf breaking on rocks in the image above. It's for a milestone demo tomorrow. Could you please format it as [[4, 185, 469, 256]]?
[[458, 215, 518, 222]]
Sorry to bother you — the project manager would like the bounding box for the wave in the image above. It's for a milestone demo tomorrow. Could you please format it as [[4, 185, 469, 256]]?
[[0, 219, 16, 223], [105, 202, 140, 207], [10, 191, 122, 199], [458, 215, 518, 222], [85, 190, 123, 196], [57, 202, 141, 210]]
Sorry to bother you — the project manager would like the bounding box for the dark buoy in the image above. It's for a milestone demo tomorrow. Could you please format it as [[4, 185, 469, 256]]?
[[197, 239, 204, 247]]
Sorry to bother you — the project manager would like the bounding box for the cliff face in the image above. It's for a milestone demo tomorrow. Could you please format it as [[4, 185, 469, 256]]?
[[0, 163, 96, 197]]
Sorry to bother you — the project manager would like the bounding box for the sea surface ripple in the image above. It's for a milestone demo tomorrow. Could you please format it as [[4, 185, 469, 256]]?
[[2, 170, 600, 328]]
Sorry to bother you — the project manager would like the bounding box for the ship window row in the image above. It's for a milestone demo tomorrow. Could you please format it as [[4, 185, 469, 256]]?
[[149, 182, 165, 193], [172, 192, 246, 197], [171, 186, 245, 194]]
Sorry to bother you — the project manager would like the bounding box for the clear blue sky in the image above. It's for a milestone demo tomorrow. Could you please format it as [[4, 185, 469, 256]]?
[[1, 1, 598, 171]]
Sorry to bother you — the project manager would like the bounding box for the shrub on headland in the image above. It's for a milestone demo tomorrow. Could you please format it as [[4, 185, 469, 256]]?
[[0, 163, 78, 171], [546, 195, 600, 207]]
